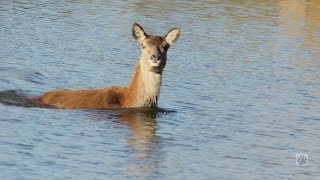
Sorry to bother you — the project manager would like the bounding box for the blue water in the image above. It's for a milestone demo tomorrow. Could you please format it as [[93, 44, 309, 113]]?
[[1, 0, 320, 179]]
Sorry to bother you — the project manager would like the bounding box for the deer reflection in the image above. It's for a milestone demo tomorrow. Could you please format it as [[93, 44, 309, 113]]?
[[117, 109, 158, 158], [116, 108, 162, 177], [85, 108, 162, 176]]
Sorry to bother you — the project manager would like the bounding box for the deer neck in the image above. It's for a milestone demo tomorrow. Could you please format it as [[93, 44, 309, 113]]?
[[128, 62, 162, 107]]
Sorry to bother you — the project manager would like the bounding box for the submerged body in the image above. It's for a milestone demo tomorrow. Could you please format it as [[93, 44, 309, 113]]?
[[32, 23, 180, 109]]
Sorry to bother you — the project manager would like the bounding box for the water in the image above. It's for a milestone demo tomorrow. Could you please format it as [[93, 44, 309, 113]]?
[[1, 0, 320, 179]]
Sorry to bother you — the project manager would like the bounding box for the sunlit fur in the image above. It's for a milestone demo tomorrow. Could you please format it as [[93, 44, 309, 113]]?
[[32, 23, 180, 109]]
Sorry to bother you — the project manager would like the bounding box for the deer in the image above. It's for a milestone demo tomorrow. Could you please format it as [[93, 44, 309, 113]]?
[[30, 23, 180, 109]]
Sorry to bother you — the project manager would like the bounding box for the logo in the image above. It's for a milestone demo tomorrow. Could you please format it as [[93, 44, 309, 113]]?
[[296, 153, 308, 166]]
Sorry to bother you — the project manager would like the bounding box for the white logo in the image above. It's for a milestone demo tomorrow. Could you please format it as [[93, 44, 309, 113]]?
[[296, 153, 308, 166]]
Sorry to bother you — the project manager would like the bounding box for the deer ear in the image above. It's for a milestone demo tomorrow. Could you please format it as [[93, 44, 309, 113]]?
[[132, 23, 147, 43], [165, 27, 180, 45]]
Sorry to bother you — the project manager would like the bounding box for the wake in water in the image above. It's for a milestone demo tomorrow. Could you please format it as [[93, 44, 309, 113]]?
[[0, 90, 42, 108]]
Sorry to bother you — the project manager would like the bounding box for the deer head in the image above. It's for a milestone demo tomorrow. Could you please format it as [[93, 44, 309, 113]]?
[[132, 23, 180, 74]]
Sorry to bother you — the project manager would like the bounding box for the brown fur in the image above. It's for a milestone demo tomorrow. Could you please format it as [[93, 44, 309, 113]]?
[[32, 23, 180, 109], [37, 65, 141, 109]]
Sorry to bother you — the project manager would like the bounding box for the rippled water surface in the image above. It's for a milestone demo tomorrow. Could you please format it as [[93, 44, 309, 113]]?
[[1, 0, 320, 179]]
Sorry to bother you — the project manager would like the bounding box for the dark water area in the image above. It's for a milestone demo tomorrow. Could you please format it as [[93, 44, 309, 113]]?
[[1, 0, 320, 179]]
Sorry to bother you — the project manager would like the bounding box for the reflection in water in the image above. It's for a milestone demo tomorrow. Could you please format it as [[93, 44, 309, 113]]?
[[276, 0, 320, 93], [85, 108, 158, 156], [133, 0, 214, 24], [117, 109, 158, 157], [278, 0, 320, 61], [85, 108, 161, 177], [116, 109, 160, 177]]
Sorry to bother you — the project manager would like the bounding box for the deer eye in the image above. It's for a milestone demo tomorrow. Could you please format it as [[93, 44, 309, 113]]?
[[141, 44, 146, 49]]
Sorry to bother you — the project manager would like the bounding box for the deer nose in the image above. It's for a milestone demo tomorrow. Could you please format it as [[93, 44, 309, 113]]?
[[151, 55, 160, 61]]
